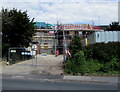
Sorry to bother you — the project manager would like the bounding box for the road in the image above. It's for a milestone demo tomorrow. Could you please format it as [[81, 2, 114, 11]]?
[[2, 78, 118, 90]]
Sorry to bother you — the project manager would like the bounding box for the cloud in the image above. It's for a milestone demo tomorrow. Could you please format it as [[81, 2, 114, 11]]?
[[37, 2, 118, 25], [2, 1, 118, 25], [1, 0, 119, 2]]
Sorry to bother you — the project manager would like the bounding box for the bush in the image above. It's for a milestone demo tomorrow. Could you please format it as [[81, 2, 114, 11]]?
[[64, 58, 101, 75], [83, 42, 120, 73], [73, 51, 86, 65], [83, 42, 120, 64], [83, 59, 101, 74], [65, 42, 120, 75], [64, 51, 86, 75], [69, 35, 83, 56], [73, 51, 86, 75], [64, 59, 79, 75], [103, 57, 120, 72]]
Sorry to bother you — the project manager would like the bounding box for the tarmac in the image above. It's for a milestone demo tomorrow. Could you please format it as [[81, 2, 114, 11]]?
[[0, 54, 120, 84]]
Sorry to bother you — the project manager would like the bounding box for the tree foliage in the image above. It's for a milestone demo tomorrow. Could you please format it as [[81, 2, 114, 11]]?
[[65, 42, 120, 75], [69, 35, 83, 56], [83, 42, 120, 63], [64, 51, 86, 75], [107, 22, 120, 31], [2, 8, 36, 56]]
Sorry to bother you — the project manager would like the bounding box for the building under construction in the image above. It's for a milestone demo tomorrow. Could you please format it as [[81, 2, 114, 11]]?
[[33, 22, 103, 55], [33, 22, 57, 54], [33, 29, 57, 54], [56, 23, 104, 54]]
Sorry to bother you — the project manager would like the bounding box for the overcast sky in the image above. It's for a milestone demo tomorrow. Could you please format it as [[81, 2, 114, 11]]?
[[1, 0, 119, 25]]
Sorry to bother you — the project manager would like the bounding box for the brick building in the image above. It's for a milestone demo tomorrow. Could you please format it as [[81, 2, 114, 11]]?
[[56, 24, 103, 54]]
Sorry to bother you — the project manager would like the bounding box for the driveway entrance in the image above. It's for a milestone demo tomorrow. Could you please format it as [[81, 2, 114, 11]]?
[[31, 54, 63, 75], [2, 55, 64, 76]]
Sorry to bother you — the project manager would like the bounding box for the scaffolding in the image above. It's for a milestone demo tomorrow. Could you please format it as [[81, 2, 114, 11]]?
[[33, 29, 57, 55]]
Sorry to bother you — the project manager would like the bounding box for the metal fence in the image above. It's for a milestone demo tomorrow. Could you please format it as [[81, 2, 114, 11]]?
[[87, 31, 120, 44]]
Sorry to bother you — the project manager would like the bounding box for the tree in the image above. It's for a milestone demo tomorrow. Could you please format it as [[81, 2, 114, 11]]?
[[69, 35, 83, 56], [107, 22, 120, 31], [2, 8, 36, 56]]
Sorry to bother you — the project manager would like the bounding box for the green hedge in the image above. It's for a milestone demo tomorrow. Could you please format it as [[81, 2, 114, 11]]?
[[83, 42, 120, 73], [83, 42, 120, 63], [64, 51, 102, 75], [64, 42, 120, 75], [64, 51, 85, 75]]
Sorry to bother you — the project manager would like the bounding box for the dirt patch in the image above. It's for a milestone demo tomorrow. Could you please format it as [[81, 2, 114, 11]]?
[[0, 61, 7, 66]]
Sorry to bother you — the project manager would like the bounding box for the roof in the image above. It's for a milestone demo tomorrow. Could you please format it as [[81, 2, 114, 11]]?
[[34, 22, 54, 29]]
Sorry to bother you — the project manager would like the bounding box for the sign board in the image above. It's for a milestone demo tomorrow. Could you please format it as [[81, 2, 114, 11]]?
[[10, 50, 16, 53], [42, 53, 47, 56], [21, 52, 30, 55], [21, 51, 36, 55]]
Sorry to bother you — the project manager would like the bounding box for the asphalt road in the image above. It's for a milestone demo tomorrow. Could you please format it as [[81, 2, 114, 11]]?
[[2, 78, 118, 90]]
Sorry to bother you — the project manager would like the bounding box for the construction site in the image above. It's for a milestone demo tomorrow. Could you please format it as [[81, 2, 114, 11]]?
[[33, 22, 104, 55]]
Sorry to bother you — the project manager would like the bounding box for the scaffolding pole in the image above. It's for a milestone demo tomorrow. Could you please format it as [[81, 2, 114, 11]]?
[[63, 25, 67, 62]]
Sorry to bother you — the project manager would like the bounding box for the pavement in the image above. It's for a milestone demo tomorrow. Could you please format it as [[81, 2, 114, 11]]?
[[1, 54, 120, 84], [63, 75, 119, 84]]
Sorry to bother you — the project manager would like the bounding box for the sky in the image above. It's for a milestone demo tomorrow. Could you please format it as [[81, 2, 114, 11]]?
[[1, 0, 119, 25]]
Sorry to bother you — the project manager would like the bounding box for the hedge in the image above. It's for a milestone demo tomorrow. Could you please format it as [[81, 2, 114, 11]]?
[[83, 42, 120, 64], [64, 42, 120, 75]]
